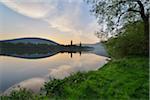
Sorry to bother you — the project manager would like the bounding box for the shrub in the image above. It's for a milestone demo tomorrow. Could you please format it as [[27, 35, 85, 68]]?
[[105, 21, 148, 58]]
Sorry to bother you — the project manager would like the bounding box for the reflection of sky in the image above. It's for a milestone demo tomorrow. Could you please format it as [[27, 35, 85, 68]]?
[[0, 53, 107, 93], [0, 0, 99, 44]]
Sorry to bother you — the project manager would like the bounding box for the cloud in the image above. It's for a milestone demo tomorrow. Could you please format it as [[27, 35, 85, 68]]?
[[0, 0, 99, 43], [41, 1, 81, 32], [4, 77, 46, 94], [44, 0, 99, 40], [0, 0, 54, 18], [48, 65, 73, 79]]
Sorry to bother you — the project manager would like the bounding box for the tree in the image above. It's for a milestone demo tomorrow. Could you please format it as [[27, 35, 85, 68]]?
[[95, 31, 108, 42], [80, 42, 82, 47], [86, 0, 149, 39], [71, 40, 73, 45]]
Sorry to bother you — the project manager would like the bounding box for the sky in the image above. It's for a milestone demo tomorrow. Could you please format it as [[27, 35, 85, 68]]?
[[0, 0, 100, 44]]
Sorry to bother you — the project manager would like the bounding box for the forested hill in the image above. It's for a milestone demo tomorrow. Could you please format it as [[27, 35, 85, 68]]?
[[0, 37, 59, 45]]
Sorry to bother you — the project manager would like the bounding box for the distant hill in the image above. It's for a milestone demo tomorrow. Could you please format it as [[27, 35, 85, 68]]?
[[0, 37, 59, 45]]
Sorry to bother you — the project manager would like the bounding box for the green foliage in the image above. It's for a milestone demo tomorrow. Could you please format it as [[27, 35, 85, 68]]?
[[43, 57, 149, 99], [0, 88, 49, 100], [1, 89, 33, 100], [44, 72, 87, 99], [105, 21, 148, 58], [8, 89, 33, 100]]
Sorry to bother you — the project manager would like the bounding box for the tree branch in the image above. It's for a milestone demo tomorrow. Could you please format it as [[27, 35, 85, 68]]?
[[117, 12, 126, 25], [136, 0, 146, 20], [108, 1, 126, 9], [128, 8, 140, 13], [117, 8, 140, 26]]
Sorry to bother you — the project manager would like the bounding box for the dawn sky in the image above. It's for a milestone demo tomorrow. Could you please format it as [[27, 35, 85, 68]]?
[[0, 0, 100, 44]]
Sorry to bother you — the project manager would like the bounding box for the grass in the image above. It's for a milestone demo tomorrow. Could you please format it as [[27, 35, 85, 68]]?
[[43, 57, 149, 100], [1, 56, 148, 100]]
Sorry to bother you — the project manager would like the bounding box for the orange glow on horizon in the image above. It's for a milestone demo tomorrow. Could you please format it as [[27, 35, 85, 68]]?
[[0, 33, 96, 45]]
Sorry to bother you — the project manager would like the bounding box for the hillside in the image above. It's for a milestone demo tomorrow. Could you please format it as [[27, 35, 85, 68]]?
[[0, 37, 59, 45]]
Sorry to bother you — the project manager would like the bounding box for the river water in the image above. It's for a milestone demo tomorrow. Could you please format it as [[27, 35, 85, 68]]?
[[0, 51, 108, 94]]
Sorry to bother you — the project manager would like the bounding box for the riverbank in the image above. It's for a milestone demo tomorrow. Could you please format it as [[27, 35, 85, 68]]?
[[42, 34, 149, 99], [43, 56, 149, 99], [1, 56, 148, 100]]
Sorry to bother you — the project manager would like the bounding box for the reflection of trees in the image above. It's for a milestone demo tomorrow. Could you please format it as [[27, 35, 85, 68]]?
[[0, 42, 92, 59], [67, 51, 82, 58], [0, 42, 60, 54]]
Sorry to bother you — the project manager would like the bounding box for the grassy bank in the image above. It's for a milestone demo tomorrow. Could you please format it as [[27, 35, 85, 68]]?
[[1, 57, 149, 100], [43, 57, 149, 99]]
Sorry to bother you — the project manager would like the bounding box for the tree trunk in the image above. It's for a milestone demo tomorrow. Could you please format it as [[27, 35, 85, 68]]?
[[143, 16, 149, 40], [143, 15, 149, 55], [137, 0, 149, 40]]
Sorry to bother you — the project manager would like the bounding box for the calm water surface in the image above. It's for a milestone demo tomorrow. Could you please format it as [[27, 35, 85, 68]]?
[[0, 53, 108, 93]]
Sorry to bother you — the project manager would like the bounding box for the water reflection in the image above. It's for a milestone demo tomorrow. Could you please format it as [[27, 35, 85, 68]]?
[[0, 49, 109, 94], [1, 51, 90, 59], [0, 42, 109, 59]]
